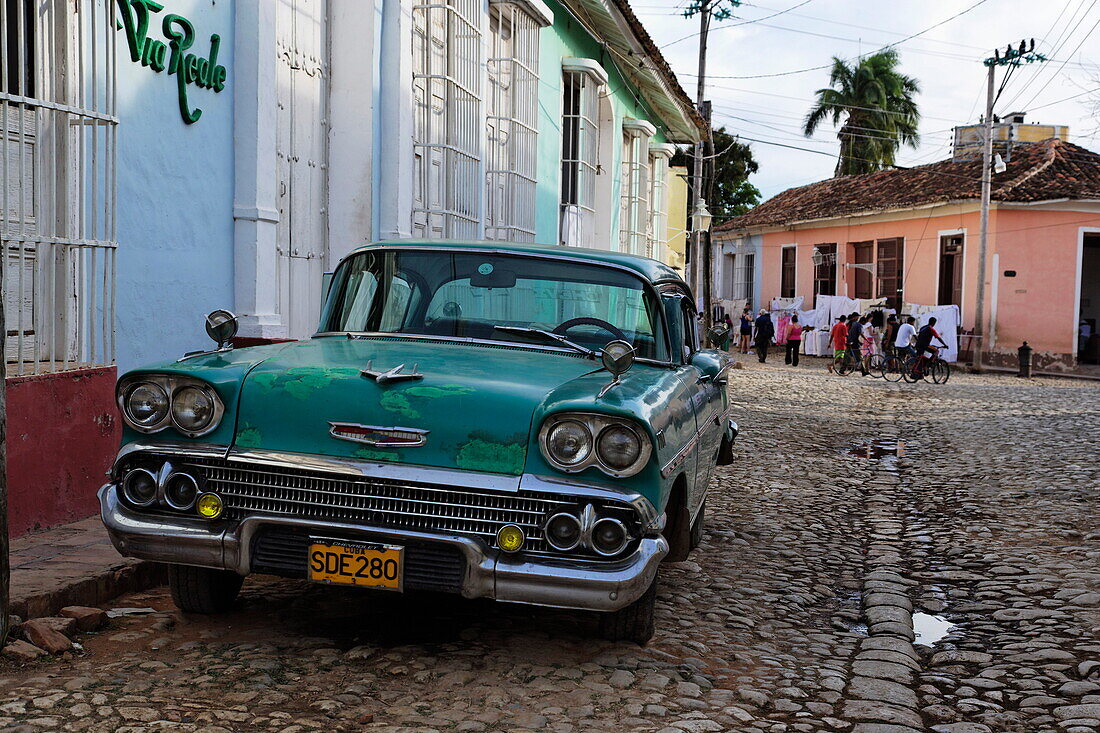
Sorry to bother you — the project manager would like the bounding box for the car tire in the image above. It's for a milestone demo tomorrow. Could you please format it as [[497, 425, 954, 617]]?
[[717, 435, 734, 465], [598, 571, 658, 645], [168, 564, 244, 614], [689, 500, 705, 550]]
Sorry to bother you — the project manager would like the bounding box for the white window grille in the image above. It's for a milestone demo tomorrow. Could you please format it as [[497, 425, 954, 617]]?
[[619, 119, 654, 256], [1, 0, 117, 376], [559, 58, 606, 248], [737, 252, 756, 304], [412, 0, 482, 239], [485, 0, 550, 242], [647, 143, 674, 261]]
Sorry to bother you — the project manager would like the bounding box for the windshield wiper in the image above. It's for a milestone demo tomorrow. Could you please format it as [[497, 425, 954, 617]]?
[[493, 326, 598, 358]]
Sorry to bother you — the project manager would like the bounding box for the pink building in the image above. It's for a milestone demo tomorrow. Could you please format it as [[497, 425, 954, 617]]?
[[713, 139, 1100, 370]]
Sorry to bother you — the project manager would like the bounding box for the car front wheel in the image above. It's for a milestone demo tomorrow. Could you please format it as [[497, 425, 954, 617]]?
[[168, 564, 244, 614], [598, 572, 658, 645]]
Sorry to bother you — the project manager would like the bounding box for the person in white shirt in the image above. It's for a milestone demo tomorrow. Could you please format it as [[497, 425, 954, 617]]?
[[894, 316, 917, 356]]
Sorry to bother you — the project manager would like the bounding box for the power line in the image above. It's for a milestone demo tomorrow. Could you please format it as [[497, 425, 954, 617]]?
[[701, 82, 963, 123], [1017, 14, 1100, 113], [669, 0, 992, 80], [662, 0, 817, 49], [999, 0, 1098, 110]]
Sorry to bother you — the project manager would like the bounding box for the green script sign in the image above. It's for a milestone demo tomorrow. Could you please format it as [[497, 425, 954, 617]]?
[[115, 0, 227, 124]]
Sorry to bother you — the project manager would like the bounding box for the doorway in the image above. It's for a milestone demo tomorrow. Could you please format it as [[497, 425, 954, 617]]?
[[938, 234, 964, 309], [1079, 233, 1100, 364]]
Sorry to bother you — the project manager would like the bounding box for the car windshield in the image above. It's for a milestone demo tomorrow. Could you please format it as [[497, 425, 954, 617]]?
[[321, 249, 668, 361]]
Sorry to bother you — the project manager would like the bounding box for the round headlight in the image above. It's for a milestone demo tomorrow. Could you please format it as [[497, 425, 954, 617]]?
[[544, 512, 582, 551], [196, 492, 224, 520], [597, 425, 642, 471], [125, 383, 169, 427], [546, 420, 592, 467], [591, 517, 629, 557], [164, 472, 199, 511], [121, 468, 158, 507], [172, 386, 216, 434]]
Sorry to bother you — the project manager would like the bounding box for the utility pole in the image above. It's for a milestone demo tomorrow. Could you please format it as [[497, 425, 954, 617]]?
[[974, 39, 1045, 371], [683, 0, 739, 325]]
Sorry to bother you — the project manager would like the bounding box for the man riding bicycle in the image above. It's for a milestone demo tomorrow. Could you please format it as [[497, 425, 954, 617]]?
[[894, 316, 917, 356], [915, 316, 949, 360]]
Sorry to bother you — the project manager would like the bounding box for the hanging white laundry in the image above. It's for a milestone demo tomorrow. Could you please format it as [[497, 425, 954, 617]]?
[[830, 296, 859, 324], [857, 297, 888, 312], [770, 296, 804, 312], [914, 305, 960, 362]]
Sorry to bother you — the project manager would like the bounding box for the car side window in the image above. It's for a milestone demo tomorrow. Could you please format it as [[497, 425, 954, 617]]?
[[680, 301, 699, 361]]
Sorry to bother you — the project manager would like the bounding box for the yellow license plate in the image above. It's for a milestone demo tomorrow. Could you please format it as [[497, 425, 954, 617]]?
[[307, 540, 403, 591]]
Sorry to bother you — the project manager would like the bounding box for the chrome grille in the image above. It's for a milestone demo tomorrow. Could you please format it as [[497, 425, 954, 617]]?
[[151, 457, 643, 556]]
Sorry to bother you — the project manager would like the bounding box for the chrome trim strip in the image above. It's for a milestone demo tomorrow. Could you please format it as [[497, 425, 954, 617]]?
[[659, 407, 735, 479], [111, 442, 231, 477], [225, 447, 522, 493]]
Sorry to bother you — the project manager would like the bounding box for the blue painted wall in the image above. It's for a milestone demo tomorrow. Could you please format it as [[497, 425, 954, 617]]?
[[114, 0, 235, 371], [535, 0, 671, 247]]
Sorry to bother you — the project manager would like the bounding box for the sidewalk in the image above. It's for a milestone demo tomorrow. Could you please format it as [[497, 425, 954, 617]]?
[[9, 516, 165, 620]]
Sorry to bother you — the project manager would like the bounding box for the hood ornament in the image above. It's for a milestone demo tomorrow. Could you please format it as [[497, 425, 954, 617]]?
[[329, 422, 429, 448], [361, 361, 423, 384]]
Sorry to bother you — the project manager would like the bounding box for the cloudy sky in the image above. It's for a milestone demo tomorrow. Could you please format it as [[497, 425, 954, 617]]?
[[634, 0, 1100, 203]]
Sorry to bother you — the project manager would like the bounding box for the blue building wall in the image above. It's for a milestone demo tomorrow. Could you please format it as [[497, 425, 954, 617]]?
[[114, 0, 236, 371]]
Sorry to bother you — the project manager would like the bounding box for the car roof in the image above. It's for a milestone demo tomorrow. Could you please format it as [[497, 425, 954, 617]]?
[[348, 239, 688, 286]]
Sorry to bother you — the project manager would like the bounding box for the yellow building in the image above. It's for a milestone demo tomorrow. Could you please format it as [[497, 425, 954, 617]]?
[[665, 164, 689, 271], [953, 112, 1069, 161]]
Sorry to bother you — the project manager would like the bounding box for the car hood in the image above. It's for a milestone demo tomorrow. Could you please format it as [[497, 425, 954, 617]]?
[[233, 337, 602, 475]]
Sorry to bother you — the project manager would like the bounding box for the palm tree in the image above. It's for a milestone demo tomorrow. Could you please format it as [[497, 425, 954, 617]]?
[[804, 50, 921, 177]]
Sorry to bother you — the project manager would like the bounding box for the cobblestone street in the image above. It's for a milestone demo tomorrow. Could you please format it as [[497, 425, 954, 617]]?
[[1, 361, 1098, 733]]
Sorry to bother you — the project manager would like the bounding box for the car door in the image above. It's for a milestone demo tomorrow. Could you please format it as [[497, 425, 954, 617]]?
[[656, 293, 704, 518]]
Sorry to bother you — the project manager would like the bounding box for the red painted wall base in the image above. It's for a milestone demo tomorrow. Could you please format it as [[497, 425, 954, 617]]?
[[7, 366, 121, 538]]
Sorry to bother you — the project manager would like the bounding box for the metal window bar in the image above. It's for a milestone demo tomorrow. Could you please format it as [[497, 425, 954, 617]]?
[[412, 0, 483, 240], [738, 252, 755, 304], [559, 69, 597, 247], [1, 0, 116, 377], [485, 2, 539, 243], [647, 153, 668, 261], [619, 133, 648, 255]]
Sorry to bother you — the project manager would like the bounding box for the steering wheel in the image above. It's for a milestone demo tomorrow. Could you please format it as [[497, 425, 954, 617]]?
[[553, 317, 627, 342]]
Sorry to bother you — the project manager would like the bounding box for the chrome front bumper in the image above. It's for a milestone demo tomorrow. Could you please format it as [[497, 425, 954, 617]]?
[[99, 484, 667, 612]]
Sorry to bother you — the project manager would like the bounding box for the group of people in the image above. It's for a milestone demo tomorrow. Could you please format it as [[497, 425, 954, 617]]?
[[721, 308, 806, 366], [718, 306, 949, 371], [828, 312, 949, 373]]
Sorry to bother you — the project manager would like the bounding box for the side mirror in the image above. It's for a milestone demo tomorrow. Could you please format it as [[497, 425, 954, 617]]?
[[706, 325, 728, 347], [205, 309, 238, 349]]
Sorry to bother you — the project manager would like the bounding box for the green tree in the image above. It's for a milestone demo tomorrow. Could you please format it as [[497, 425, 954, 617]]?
[[804, 50, 921, 177], [672, 127, 761, 221]]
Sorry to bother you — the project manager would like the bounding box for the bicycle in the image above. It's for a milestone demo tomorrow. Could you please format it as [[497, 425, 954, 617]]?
[[902, 350, 951, 384], [879, 350, 906, 382]]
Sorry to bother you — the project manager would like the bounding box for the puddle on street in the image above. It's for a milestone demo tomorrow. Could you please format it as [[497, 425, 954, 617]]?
[[846, 439, 908, 460], [913, 612, 955, 645]]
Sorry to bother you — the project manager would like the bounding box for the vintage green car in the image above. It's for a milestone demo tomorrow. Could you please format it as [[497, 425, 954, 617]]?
[[101, 241, 737, 644]]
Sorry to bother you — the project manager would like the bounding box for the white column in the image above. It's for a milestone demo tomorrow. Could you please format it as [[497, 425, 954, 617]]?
[[233, 0, 286, 338], [328, 0, 377, 265], [377, 0, 415, 240]]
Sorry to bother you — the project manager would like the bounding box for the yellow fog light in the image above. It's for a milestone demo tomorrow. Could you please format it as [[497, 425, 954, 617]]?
[[195, 492, 224, 520], [496, 524, 525, 554]]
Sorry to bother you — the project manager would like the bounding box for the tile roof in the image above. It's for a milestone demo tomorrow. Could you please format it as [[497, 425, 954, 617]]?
[[716, 138, 1100, 231]]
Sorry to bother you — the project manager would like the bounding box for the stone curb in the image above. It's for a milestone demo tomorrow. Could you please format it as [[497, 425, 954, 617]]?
[[11, 560, 167, 621]]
